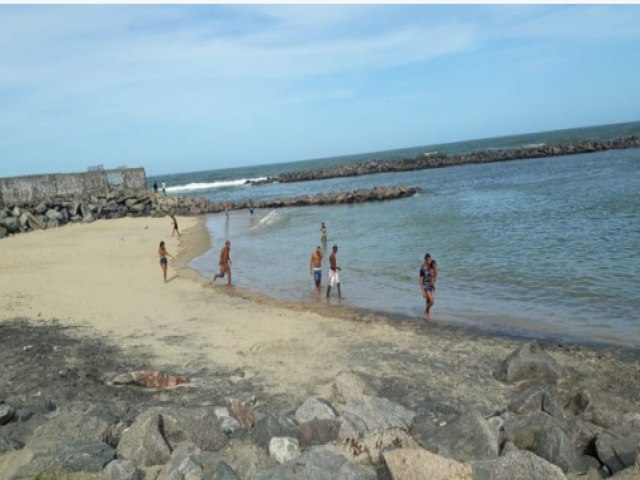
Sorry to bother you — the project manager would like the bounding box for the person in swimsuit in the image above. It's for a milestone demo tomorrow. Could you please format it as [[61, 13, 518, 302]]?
[[419, 253, 435, 321], [326, 244, 342, 300], [170, 214, 180, 237], [321, 222, 327, 246], [158, 241, 174, 283], [213, 240, 232, 286], [310, 245, 323, 293]]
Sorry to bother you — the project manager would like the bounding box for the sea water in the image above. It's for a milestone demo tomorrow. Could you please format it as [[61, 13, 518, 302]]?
[[155, 122, 640, 347]]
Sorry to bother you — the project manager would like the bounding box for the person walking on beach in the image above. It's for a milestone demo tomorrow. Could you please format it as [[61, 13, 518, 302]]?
[[170, 214, 180, 237], [158, 241, 174, 283], [419, 253, 435, 321], [310, 245, 323, 293], [161, 181, 166, 195], [153, 181, 158, 194], [326, 245, 342, 300], [321, 222, 327, 246], [213, 240, 232, 286]]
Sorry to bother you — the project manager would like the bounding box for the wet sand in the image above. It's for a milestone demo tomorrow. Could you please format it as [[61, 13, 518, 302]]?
[[0, 216, 638, 415]]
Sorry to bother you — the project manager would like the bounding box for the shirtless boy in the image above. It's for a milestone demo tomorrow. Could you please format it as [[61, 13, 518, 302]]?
[[310, 245, 323, 293], [326, 245, 342, 299], [213, 240, 232, 286]]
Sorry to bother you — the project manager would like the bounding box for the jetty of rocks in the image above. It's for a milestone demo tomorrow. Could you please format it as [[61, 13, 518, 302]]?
[[270, 136, 640, 184], [0, 186, 419, 239]]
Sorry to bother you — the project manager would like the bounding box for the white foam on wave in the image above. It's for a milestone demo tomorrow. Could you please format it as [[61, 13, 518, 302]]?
[[250, 209, 280, 230], [166, 177, 267, 193], [523, 143, 547, 149]]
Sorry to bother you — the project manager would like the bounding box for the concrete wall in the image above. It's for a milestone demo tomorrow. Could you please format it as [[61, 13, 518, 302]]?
[[0, 168, 147, 205]]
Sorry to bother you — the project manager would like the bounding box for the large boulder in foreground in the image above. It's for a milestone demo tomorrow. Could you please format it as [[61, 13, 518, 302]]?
[[473, 450, 567, 480], [595, 417, 640, 474], [414, 409, 500, 462], [494, 342, 568, 383], [338, 395, 416, 439], [116, 411, 171, 467], [383, 448, 473, 480], [253, 446, 376, 480]]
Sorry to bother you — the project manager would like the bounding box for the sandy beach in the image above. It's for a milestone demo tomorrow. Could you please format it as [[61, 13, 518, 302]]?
[[1, 215, 637, 414]]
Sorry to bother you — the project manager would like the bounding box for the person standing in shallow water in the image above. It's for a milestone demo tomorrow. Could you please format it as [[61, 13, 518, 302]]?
[[158, 241, 173, 283], [310, 245, 323, 294], [419, 253, 435, 321], [321, 222, 327, 246], [213, 240, 232, 286], [326, 245, 342, 300]]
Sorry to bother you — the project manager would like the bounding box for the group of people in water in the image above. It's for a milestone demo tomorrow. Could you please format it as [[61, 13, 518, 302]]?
[[158, 213, 438, 320]]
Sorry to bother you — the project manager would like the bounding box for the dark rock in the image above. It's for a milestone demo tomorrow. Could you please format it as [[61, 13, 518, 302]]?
[[568, 390, 640, 428], [296, 419, 341, 447], [26, 411, 112, 454], [252, 411, 299, 450], [116, 411, 171, 466], [104, 459, 140, 480], [0, 431, 23, 453], [494, 341, 567, 383], [203, 461, 240, 480], [503, 411, 560, 451], [533, 424, 598, 473], [414, 409, 499, 462], [0, 404, 15, 424], [1, 216, 20, 233], [253, 446, 376, 480], [595, 418, 640, 474], [50, 441, 115, 472], [158, 406, 229, 451]]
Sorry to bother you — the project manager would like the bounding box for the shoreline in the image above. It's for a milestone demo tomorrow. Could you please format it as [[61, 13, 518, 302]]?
[[184, 214, 639, 354]]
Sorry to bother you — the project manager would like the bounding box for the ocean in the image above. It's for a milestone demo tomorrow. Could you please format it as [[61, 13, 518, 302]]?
[[150, 121, 640, 347]]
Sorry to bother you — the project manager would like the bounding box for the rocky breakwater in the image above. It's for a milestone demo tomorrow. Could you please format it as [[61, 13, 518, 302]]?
[[0, 186, 419, 239], [0, 189, 214, 239], [1, 332, 639, 480], [275, 136, 640, 183], [236, 185, 420, 210]]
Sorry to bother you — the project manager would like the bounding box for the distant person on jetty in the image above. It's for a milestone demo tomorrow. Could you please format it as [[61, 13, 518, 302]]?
[[161, 181, 166, 195], [153, 181, 158, 194], [310, 245, 323, 293], [213, 240, 232, 286], [321, 222, 327, 245], [158, 241, 173, 283], [326, 245, 342, 300], [419, 253, 435, 321], [170, 214, 180, 237]]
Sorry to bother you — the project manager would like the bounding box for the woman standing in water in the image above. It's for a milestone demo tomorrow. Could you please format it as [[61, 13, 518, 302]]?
[[158, 241, 174, 283], [419, 253, 435, 321]]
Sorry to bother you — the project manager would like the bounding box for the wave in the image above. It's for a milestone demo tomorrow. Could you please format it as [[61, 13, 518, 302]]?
[[166, 177, 267, 193], [523, 143, 547, 149], [250, 209, 280, 230]]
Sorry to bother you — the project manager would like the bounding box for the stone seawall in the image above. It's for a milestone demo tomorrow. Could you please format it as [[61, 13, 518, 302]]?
[[0, 167, 147, 205], [274, 136, 640, 184], [0, 186, 419, 239]]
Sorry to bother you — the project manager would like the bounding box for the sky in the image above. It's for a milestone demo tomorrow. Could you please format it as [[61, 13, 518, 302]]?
[[1, 4, 639, 177]]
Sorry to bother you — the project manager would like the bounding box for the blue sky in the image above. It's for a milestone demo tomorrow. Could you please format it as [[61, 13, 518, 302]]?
[[1, 4, 639, 177]]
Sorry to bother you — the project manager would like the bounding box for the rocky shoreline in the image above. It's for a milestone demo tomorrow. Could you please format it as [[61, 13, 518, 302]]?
[[1, 319, 638, 480], [266, 136, 640, 184], [0, 186, 418, 239]]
